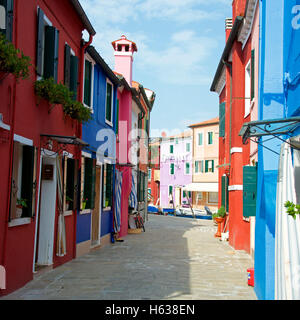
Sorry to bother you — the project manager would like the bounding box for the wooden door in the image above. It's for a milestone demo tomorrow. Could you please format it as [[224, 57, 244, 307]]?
[[91, 166, 101, 246]]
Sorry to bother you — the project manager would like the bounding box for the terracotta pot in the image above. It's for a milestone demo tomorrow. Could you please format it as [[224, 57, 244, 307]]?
[[214, 217, 225, 238]]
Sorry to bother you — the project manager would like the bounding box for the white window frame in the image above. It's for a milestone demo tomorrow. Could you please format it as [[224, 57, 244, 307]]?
[[105, 78, 114, 126], [83, 54, 95, 113], [245, 60, 251, 118]]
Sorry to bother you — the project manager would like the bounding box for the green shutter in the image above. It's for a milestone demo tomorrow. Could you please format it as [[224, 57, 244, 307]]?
[[105, 164, 113, 207], [195, 161, 199, 173], [212, 160, 214, 173], [170, 145, 173, 154], [170, 163, 174, 175], [186, 163, 190, 174], [106, 82, 112, 122], [251, 49, 255, 101], [221, 175, 229, 212], [2, 0, 14, 42], [21, 146, 35, 218], [36, 7, 44, 76], [169, 185, 173, 195], [84, 60, 92, 106], [199, 133, 203, 145], [243, 165, 257, 217], [66, 158, 75, 210], [70, 55, 78, 100], [44, 26, 59, 82], [84, 158, 96, 209], [64, 44, 71, 88], [205, 160, 208, 173], [186, 143, 190, 152], [219, 102, 225, 137]]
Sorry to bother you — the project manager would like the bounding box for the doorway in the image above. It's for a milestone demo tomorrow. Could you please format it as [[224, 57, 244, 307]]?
[[34, 155, 57, 270], [91, 164, 102, 247]]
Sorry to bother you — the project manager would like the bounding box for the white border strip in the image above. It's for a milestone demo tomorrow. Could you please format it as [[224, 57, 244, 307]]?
[[228, 185, 243, 191]]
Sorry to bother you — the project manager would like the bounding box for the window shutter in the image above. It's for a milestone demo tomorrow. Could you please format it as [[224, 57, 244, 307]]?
[[219, 102, 225, 138], [84, 60, 92, 106], [9, 142, 20, 221], [251, 49, 255, 101], [36, 7, 44, 76], [195, 161, 199, 173], [4, 0, 13, 42], [170, 145, 173, 154], [205, 160, 208, 173], [65, 158, 75, 210], [212, 160, 214, 173], [84, 157, 96, 209], [44, 26, 59, 82], [105, 164, 113, 207], [243, 165, 257, 217], [106, 82, 112, 122], [64, 44, 71, 88], [70, 55, 79, 100], [170, 163, 174, 175], [221, 175, 229, 212], [21, 145, 35, 218], [198, 133, 203, 145]]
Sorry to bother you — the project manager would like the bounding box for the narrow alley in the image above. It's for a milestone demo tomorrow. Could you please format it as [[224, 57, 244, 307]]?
[[1, 215, 256, 300]]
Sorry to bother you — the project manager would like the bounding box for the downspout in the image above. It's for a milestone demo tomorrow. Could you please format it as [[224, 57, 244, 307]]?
[[73, 32, 93, 258], [2, 0, 18, 270]]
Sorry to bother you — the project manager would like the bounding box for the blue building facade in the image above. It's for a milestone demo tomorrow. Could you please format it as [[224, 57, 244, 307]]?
[[254, 0, 300, 300], [76, 46, 119, 256]]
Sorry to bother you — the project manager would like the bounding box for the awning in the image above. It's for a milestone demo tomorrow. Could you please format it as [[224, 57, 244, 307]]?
[[41, 134, 89, 147], [182, 183, 218, 192]]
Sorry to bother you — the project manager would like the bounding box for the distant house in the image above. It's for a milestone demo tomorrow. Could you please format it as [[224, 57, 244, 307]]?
[[148, 138, 161, 207], [159, 131, 193, 209], [185, 117, 219, 211]]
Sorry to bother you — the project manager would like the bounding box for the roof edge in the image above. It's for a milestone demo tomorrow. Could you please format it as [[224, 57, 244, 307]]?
[[70, 0, 96, 36]]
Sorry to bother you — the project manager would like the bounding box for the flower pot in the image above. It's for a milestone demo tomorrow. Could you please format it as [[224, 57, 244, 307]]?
[[82, 202, 86, 210], [16, 206, 23, 218], [214, 217, 225, 238]]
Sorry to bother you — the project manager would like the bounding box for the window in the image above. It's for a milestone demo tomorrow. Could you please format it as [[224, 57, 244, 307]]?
[[170, 144, 174, 154], [105, 80, 113, 125], [10, 142, 37, 220], [185, 162, 190, 174], [80, 156, 96, 211], [195, 161, 199, 173], [251, 49, 255, 101], [102, 163, 113, 209], [245, 60, 251, 117], [0, 0, 13, 41], [84, 59, 93, 108], [198, 133, 203, 146], [219, 102, 225, 138], [64, 44, 79, 100], [170, 163, 175, 175], [208, 132, 213, 145], [63, 157, 78, 212], [36, 8, 59, 82], [205, 160, 214, 173], [196, 192, 203, 202], [148, 168, 151, 180], [243, 165, 257, 217], [186, 142, 191, 152], [168, 185, 173, 196], [137, 171, 146, 202], [208, 192, 218, 204]]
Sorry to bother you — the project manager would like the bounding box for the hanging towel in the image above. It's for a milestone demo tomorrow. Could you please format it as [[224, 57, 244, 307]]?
[[114, 169, 123, 233], [56, 155, 66, 257], [129, 173, 137, 210]]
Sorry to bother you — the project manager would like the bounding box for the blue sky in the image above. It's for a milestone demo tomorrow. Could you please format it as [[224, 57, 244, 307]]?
[[79, 0, 232, 137]]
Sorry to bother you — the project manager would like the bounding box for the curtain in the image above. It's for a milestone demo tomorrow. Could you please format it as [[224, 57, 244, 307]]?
[[129, 173, 138, 210], [275, 140, 300, 299], [56, 155, 66, 257], [113, 169, 122, 233]]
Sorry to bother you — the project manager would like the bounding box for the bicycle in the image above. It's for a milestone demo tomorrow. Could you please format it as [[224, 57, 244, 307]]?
[[134, 210, 145, 232]]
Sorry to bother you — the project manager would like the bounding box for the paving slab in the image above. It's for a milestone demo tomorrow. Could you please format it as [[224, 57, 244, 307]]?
[[1, 214, 257, 300]]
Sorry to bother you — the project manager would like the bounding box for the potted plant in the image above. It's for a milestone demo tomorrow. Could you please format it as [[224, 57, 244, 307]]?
[[0, 33, 31, 81], [213, 206, 226, 238], [16, 198, 28, 218]]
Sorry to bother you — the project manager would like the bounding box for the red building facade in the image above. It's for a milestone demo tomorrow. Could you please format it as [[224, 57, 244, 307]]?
[[0, 0, 95, 295], [211, 0, 258, 254]]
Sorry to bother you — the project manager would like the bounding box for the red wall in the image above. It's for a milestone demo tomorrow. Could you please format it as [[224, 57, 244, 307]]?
[[0, 0, 86, 295]]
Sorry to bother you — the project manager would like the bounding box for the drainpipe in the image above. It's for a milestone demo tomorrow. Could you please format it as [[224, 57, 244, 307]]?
[[73, 33, 93, 259], [2, 0, 19, 271]]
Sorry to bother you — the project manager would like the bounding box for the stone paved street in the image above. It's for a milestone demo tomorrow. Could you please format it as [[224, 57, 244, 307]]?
[[1, 214, 257, 300]]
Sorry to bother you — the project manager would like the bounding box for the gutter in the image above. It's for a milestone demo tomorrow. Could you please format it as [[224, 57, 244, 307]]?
[[210, 16, 243, 92]]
